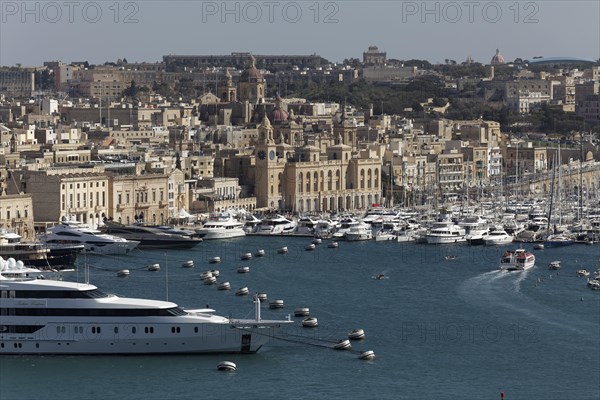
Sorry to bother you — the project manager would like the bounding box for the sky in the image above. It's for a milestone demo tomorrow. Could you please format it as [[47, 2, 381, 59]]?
[[1, 0, 599, 67]]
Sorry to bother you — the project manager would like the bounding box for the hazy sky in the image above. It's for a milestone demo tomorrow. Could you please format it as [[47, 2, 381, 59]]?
[[1, 0, 599, 66]]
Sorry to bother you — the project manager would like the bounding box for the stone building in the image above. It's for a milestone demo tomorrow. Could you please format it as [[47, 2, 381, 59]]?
[[107, 169, 186, 225], [253, 115, 382, 212], [0, 194, 35, 240]]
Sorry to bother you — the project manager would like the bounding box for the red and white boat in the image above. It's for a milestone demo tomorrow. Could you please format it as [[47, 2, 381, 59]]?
[[499, 249, 535, 271]]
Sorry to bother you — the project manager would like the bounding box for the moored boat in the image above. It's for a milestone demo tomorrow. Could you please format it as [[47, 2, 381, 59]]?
[[0, 259, 291, 354]]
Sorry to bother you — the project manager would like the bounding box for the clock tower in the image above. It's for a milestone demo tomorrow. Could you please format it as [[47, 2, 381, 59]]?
[[255, 115, 284, 209]]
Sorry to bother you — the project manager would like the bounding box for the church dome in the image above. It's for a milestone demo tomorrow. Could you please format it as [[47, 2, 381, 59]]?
[[490, 48, 505, 65], [271, 108, 289, 122], [240, 55, 263, 82]]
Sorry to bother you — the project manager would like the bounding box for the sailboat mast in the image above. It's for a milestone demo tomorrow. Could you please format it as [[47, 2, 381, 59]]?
[[547, 153, 556, 235]]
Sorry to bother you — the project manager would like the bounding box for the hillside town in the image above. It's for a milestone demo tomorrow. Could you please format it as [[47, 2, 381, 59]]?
[[0, 47, 599, 241]]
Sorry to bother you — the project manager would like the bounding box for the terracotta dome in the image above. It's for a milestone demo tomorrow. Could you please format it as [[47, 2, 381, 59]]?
[[271, 108, 289, 122], [490, 48, 505, 65]]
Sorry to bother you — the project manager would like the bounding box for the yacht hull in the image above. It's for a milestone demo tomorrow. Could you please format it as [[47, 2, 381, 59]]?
[[0, 321, 286, 355]]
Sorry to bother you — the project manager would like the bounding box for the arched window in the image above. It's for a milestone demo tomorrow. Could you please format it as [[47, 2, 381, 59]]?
[[336, 170, 341, 190], [360, 169, 365, 189], [327, 170, 333, 191], [306, 172, 311, 193], [320, 171, 324, 191], [299, 174, 303, 193], [314, 172, 318, 192], [367, 169, 372, 189], [374, 168, 379, 188]]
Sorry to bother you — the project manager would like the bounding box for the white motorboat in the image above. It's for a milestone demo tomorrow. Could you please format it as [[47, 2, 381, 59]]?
[[314, 219, 338, 239], [499, 249, 535, 271], [425, 220, 466, 244], [482, 229, 514, 245], [293, 216, 319, 236], [302, 317, 318, 327], [0, 259, 291, 354], [459, 215, 488, 246], [40, 222, 140, 255], [345, 221, 373, 241], [374, 222, 399, 242], [587, 279, 600, 290], [548, 261, 561, 270], [101, 221, 202, 249], [195, 212, 246, 240], [332, 216, 358, 239], [252, 214, 297, 235], [576, 269, 590, 277]]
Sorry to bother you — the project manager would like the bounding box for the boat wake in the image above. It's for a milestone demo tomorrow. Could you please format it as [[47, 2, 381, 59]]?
[[457, 269, 594, 335]]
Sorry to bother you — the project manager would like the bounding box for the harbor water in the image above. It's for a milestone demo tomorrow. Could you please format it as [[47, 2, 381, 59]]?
[[1, 237, 599, 400]]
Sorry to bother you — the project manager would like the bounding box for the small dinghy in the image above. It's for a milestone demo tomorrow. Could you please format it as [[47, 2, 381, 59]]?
[[348, 329, 365, 340], [302, 317, 318, 327], [533, 244, 545, 250], [182, 260, 194, 268], [375, 273, 385, 280], [327, 242, 339, 249], [116, 269, 130, 277], [333, 339, 352, 350], [294, 307, 310, 317], [147, 263, 160, 272], [277, 246, 288, 254], [312, 238, 322, 245], [203, 275, 217, 285], [209, 269, 220, 277], [209, 256, 221, 264], [254, 249, 265, 257], [257, 293, 268, 302], [241, 253, 252, 261], [217, 281, 231, 291], [577, 269, 590, 277], [305, 244, 316, 251], [359, 350, 375, 360], [269, 299, 284, 309], [548, 261, 561, 270], [235, 287, 249, 296], [237, 266, 250, 274], [217, 361, 237, 372]]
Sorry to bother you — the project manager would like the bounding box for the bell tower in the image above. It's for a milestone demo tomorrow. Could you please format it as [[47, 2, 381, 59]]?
[[255, 115, 284, 209]]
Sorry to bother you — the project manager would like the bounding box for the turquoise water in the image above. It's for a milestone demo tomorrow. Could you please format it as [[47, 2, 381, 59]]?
[[1, 238, 599, 400]]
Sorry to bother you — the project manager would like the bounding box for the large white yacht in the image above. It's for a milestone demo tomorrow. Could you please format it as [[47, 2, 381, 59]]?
[[425, 220, 466, 244], [459, 215, 489, 245], [40, 222, 140, 255], [195, 213, 246, 240], [252, 214, 297, 235], [345, 221, 373, 241], [0, 258, 291, 355], [482, 228, 514, 245]]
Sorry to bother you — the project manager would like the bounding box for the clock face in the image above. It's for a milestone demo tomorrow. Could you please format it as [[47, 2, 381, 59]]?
[[269, 150, 275, 160], [258, 150, 266, 160]]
